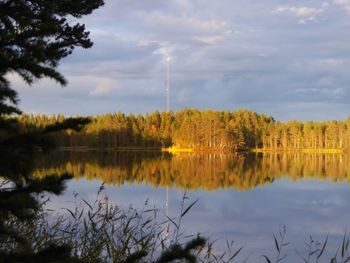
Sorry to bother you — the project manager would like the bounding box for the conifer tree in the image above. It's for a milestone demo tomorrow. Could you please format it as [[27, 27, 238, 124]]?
[[0, 0, 104, 261]]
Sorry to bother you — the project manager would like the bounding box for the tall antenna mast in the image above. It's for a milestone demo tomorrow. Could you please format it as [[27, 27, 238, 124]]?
[[165, 55, 171, 240], [166, 56, 170, 112]]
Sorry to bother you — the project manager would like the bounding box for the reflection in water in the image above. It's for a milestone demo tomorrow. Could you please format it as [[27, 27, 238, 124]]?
[[34, 151, 350, 191], [34, 151, 350, 262]]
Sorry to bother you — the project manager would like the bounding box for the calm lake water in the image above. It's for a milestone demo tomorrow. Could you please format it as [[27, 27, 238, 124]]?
[[35, 151, 350, 262]]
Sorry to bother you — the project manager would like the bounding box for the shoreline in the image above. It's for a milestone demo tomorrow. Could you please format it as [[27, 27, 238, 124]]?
[[251, 148, 346, 154], [58, 146, 349, 154]]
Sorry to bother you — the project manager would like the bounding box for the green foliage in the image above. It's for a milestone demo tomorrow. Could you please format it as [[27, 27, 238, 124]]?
[[0, 117, 90, 261], [16, 109, 272, 151], [0, 0, 104, 261], [0, 0, 104, 87], [17, 109, 350, 152], [0, 0, 104, 120]]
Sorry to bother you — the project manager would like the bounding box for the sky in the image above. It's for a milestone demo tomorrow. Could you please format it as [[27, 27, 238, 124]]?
[[11, 0, 350, 121]]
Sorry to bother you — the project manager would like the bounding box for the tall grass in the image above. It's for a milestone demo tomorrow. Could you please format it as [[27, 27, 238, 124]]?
[[0, 186, 242, 263], [2, 186, 350, 263], [262, 226, 350, 263]]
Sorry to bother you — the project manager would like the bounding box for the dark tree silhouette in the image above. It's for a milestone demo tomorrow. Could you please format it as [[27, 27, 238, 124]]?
[[0, 0, 104, 261]]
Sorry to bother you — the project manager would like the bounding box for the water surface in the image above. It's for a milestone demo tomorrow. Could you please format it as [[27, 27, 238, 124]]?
[[35, 151, 350, 262]]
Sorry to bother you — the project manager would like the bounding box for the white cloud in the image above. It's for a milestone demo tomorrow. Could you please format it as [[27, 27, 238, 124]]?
[[89, 78, 120, 97], [194, 30, 233, 45], [140, 12, 233, 44], [333, 0, 350, 12], [275, 6, 320, 17], [292, 87, 344, 97], [274, 3, 328, 23], [143, 12, 227, 33], [137, 38, 165, 48], [153, 46, 173, 61]]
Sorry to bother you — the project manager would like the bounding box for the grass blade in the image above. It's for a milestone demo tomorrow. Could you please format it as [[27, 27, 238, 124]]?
[[229, 246, 243, 261], [181, 199, 198, 217], [317, 234, 328, 259], [261, 255, 272, 263], [273, 234, 280, 253]]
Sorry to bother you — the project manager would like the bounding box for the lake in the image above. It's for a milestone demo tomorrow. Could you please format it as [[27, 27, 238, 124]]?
[[35, 151, 350, 262]]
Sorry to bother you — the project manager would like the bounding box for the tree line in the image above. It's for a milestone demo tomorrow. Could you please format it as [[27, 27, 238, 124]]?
[[17, 109, 350, 151]]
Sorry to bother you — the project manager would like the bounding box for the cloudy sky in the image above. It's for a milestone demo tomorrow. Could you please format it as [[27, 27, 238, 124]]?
[[12, 0, 350, 120]]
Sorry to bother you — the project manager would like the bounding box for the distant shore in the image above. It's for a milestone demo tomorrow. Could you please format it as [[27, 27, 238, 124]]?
[[58, 146, 163, 152], [252, 148, 347, 154], [58, 146, 348, 154]]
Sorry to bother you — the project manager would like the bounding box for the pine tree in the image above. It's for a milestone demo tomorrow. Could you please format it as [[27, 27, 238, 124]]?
[[0, 0, 104, 261]]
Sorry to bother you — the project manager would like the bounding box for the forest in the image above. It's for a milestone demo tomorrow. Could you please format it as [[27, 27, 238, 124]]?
[[16, 108, 350, 151]]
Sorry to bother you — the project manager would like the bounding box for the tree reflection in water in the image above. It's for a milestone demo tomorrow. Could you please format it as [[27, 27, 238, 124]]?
[[34, 151, 350, 191]]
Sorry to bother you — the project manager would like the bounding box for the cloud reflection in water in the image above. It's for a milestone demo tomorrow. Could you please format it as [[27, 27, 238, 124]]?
[[37, 151, 350, 262]]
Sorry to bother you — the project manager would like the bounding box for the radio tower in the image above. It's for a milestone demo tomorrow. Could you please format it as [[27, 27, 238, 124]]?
[[166, 56, 170, 112], [165, 55, 170, 239]]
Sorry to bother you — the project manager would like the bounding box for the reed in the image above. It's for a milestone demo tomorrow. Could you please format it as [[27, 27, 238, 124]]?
[[0, 187, 242, 263], [2, 187, 349, 263], [262, 226, 350, 263]]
